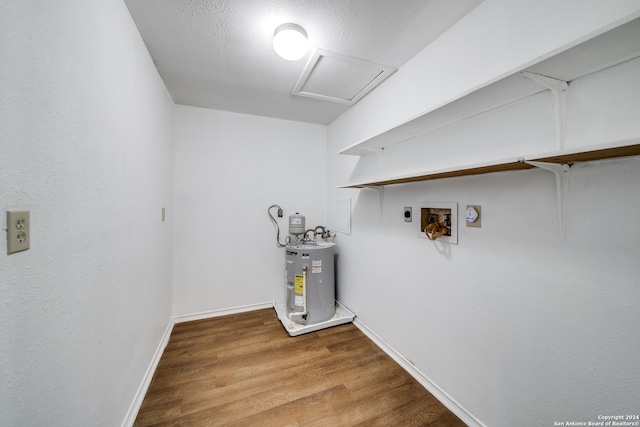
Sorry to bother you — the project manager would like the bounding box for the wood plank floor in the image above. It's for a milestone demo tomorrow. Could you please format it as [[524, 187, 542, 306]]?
[[134, 308, 466, 426]]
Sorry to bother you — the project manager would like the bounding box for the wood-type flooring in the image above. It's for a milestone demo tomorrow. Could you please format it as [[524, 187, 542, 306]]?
[[134, 308, 466, 426]]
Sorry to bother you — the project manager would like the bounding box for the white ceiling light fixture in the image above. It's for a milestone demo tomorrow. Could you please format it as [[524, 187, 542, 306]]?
[[273, 23, 309, 61]]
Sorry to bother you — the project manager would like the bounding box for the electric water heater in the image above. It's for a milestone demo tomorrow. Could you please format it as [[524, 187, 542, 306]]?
[[285, 242, 335, 324]]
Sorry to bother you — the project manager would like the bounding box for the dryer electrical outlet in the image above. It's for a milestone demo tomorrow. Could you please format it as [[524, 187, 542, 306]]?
[[7, 210, 30, 254], [403, 207, 412, 222]]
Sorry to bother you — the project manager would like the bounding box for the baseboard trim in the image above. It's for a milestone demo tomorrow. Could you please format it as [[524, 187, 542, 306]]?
[[124, 303, 483, 427], [172, 302, 274, 324], [121, 319, 174, 427], [352, 318, 485, 427], [122, 302, 273, 426]]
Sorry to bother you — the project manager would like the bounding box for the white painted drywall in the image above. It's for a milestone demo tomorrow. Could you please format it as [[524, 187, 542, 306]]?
[[3, 0, 639, 425], [0, 1, 174, 426], [172, 105, 327, 316], [335, 158, 640, 427], [327, 3, 640, 426]]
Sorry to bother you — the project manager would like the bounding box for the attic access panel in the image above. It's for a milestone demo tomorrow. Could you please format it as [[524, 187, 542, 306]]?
[[292, 49, 396, 105]]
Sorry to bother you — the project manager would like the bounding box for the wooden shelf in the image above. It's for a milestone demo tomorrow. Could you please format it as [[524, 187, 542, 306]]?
[[338, 19, 640, 191], [338, 18, 640, 157], [340, 142, 640, 188]]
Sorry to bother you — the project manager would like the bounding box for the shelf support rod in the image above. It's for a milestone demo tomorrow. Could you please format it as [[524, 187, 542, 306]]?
[[522, 160, 570, 241], [520, 72, 568, 151]]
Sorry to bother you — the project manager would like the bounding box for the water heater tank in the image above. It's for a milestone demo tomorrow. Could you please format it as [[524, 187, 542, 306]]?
[[285, 243, 335, 324]]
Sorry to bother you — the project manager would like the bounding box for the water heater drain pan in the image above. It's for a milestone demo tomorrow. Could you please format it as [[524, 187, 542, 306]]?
[[273, 300, 355, 337]]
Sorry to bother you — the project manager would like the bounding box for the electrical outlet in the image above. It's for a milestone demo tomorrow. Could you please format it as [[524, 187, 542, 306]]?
[[7, 210, 30, 254], [403, 207, 412, 222]]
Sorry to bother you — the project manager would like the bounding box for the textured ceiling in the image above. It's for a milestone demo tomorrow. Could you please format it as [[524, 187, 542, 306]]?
[[124, 0, 483, 124]]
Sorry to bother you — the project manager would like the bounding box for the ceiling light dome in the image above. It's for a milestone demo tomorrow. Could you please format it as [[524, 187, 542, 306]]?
[[273, 23, 309, 61]]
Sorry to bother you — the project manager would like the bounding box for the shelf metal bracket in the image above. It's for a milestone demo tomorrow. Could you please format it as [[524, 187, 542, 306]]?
[[520, 72, 568, 151], [522, 159, 570, 241], [361, 185, 385, 217], [359, 147, 386, 179], [359, 147, 384, 158]]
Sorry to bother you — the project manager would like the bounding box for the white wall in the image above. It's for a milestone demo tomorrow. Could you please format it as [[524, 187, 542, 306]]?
[[0, 1, 174, 426], [327, 2, 640, 426], [3, 0, 639, 425], [172, 105, 327, 316], [334, 158, 640, 426]]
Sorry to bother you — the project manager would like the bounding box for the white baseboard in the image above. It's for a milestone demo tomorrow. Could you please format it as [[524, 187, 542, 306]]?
[[124, 303, 482, 427], [122, 302, 273, 427], [121, 320, 174, 427], [172, 302, 274, 324], [353, 318, 485, 427]]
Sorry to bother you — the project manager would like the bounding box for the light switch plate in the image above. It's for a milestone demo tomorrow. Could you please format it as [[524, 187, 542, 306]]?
[[7, 210, 30, 254]]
